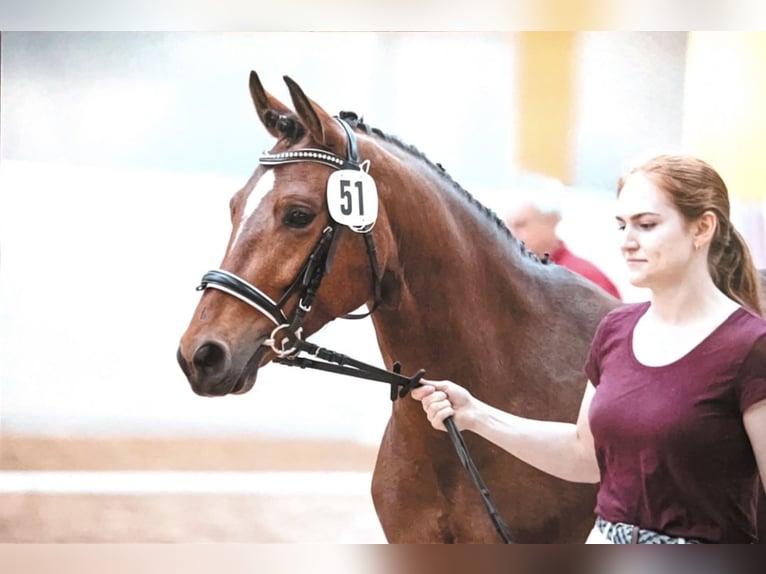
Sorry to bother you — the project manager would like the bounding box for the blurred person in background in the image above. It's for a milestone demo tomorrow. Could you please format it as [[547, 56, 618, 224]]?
[[414, 155, 766, 544], [504, 178, 621, 299]]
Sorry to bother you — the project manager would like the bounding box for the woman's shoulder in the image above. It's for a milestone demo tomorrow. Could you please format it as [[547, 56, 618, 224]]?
[[701, 306, 766, 373], [726, 306, 766, 341], [726, 308, 766, 411], [601, 301, 650, 326], [592, 301, 649, 341]]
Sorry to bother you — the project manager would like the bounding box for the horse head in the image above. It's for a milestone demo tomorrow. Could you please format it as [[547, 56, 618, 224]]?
[[177, 72, 395, 397]]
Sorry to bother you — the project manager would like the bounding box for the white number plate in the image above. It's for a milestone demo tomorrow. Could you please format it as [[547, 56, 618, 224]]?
[[326, 170, 378, 232]]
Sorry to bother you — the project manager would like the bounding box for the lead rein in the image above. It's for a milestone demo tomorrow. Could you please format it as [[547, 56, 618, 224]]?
[[273, 338, 514, 544]]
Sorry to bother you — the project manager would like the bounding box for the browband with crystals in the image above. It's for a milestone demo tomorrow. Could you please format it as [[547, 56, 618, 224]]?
[[259, 148, 359, 170], [259, 117, 362, 171]]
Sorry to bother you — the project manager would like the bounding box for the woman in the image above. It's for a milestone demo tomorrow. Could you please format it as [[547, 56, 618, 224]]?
[[412, 155, 766, 544]]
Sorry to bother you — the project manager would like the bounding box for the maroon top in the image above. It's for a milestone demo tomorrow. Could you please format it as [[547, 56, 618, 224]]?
[[550, 243, 621, 299], [586, 302, 766, 543]]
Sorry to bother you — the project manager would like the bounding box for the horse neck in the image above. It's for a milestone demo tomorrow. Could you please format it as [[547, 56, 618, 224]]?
[[369, 155, 545, 375]]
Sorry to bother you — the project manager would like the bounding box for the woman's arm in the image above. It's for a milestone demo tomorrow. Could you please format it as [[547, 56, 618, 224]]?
[[412, 380, 600, 484]]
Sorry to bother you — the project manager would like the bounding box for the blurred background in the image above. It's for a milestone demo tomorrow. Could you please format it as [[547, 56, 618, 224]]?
[[2, 31, 766, 542]]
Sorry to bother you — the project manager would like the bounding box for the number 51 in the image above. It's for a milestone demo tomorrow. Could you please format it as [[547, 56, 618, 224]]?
[[340, 179, 365, 216]]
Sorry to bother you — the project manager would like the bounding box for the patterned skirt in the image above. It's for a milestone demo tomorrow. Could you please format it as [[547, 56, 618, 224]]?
[[594, 516, 705, 544]]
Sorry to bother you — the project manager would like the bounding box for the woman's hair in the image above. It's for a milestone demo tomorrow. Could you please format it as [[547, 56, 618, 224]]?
[[618, 154, 762, 315]]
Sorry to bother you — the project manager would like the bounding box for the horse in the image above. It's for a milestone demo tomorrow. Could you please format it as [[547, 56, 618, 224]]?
[[177, 71, 764, 543]]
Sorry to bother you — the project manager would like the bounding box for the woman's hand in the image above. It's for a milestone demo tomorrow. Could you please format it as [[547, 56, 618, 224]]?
[[411, 379, 477, 432], [413, 378, 601, 484]]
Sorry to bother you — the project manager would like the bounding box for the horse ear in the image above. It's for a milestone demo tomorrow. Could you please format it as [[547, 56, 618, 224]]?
[[249, 70, 295, 138], [283, 75, 345, 151]]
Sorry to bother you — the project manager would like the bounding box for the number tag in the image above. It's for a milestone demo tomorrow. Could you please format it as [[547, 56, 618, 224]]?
[[326, 170, 378, 232]]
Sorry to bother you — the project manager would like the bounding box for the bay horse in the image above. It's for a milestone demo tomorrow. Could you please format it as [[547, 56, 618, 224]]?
[[177, 71, 764, 543]]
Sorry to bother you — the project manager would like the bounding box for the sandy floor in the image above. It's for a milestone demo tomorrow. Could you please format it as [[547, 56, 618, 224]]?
[[1, 493, 386, 543], [0, 435, 387, 543]]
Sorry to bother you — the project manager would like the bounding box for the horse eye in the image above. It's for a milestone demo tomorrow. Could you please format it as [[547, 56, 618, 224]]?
[[284, 208, 316, 228]]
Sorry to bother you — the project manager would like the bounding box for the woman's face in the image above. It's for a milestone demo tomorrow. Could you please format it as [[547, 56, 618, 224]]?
[[616, 172, 696, 289]]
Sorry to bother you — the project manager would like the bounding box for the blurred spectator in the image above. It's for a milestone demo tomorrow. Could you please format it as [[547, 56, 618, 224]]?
[[504, 178, 621, 299]]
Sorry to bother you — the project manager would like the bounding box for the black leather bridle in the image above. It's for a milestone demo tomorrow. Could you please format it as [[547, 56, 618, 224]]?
[[194, 116, 514, 543], [197, 117, 382, 358]]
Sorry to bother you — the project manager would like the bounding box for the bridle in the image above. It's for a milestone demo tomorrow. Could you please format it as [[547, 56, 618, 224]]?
[[197, 117, 382, 359], [194, 115, 514, 544]]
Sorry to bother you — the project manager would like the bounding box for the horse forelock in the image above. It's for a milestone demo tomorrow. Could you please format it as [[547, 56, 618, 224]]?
[[338, 111, 545, 266]]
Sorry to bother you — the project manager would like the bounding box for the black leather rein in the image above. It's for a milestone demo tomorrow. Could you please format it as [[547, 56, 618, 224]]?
[[195, 116, 513, 543]]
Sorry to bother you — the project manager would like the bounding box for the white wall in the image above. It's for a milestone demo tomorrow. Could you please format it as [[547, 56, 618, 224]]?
[[571, 32, 688, 190], [0, 32, 518, 191]]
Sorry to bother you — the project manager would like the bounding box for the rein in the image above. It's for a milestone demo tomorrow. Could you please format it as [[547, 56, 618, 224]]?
[[196, 116, 514, 544]]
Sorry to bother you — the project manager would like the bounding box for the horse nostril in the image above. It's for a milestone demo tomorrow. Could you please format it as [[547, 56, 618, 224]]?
[[193, 342, 227, 375]]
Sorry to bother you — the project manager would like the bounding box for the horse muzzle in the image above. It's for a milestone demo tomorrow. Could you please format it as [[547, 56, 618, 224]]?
[[176, 339, 267, 396]]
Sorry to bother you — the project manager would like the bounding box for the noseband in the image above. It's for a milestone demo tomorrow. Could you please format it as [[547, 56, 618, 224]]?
[[197, 116, 382, 358]]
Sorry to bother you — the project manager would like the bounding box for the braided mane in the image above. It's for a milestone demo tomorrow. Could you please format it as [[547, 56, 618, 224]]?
[[338, 111, 546, 264]]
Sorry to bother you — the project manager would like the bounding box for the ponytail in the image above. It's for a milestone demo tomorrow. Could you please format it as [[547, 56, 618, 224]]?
[[709, 224, 762, 315]]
